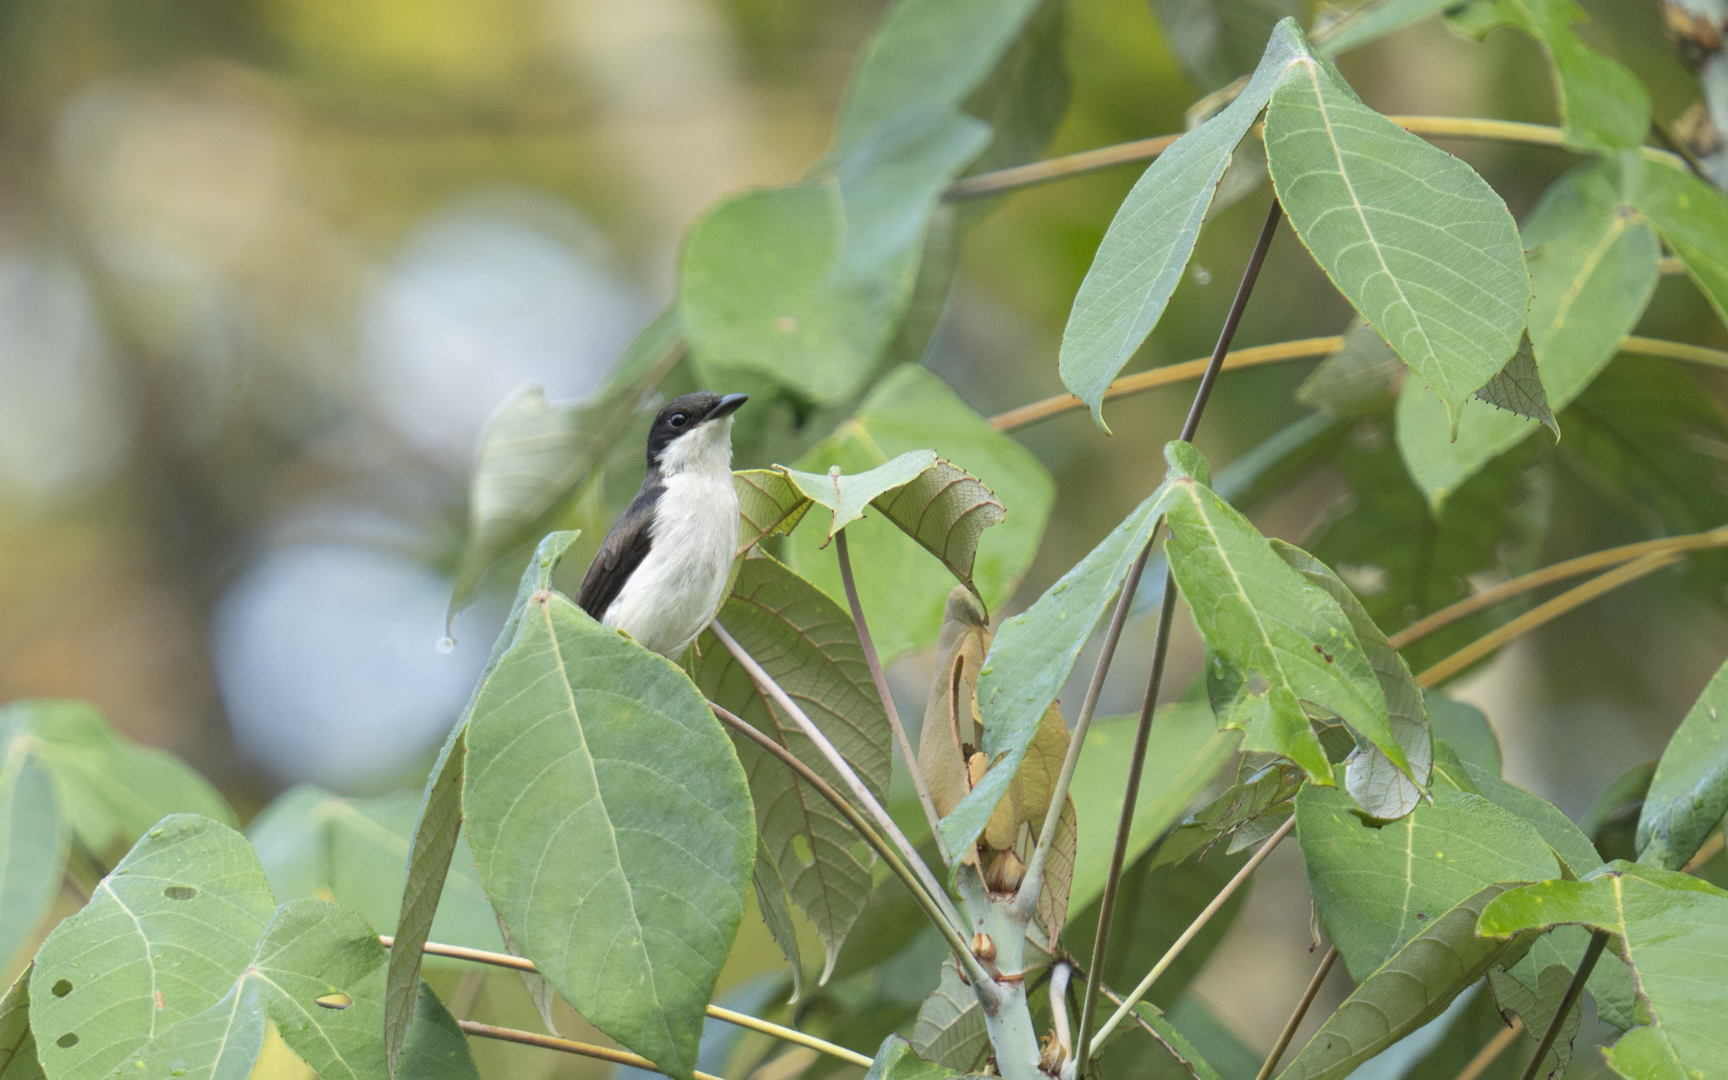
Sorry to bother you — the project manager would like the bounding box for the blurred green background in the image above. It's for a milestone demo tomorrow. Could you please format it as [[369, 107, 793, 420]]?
[[1, 0, 1725, 1075]]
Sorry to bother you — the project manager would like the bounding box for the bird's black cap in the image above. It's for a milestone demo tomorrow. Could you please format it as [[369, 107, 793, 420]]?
[[646, 391, 748, 465]]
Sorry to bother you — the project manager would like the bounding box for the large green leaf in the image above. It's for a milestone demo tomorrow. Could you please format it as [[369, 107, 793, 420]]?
[[1152, 761, 1303, 870], [749, 841, 803, 1003], [1068, 704, 1239, 914], [462, 580, 754, 1080], [448, 309, 679, 616], [1265, 53, 1529, 436], [861, 1035, 956, 1080], [1395, 158, 1659, 507], [1480, 866, 1728, 1079], [386, 530, 582, 1072], [1464, 763, 1601, 878], [1058, 18, 1310, 429], [940, 465, 1180, 860], [691, 553, 889, 982], [910, 960, 988, 1072], [1150, 0, 1302, 92], [29, 815, 277, 1080], [1634, 156, 1728, 328], [1163, 445, 1403, 786], [0, 699, 232, 858], [1297, 777, 1559, 979], [0, 746, 63, 974], [786, 365, 1054, 662], [1275, 542, 1432, 819], [1277, 885, 1526, 1080], [1312, 0, 1462, 56], [1457, 0, 1650, 150], [0, 968, 42, 1080], [1639, 656, 1728, 870], [247, 786, 503, 954]]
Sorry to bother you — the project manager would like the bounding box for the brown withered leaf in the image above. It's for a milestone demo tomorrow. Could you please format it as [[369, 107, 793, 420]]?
[[919, 587, 992, 820]]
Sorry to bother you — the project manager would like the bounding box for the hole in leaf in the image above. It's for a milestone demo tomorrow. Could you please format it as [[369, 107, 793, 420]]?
[[791, 835, 815, 866], [51, 980, 71, 997], [56, 1033, 78, 1048], [163, 886, 196, 901], [314, 993, 353, 1010]]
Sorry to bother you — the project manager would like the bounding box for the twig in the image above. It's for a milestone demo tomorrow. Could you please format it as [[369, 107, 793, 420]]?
[[1089, 814, 1296, 1054], [835, 528, 949, 865], [707, 703, 996, 997], [1453, 1019, 1524, 1080], [1685, 830, 1725, 872], [459, 1020, 728, 1080], [1074, 198, 1284, 1079], [1253, 946, 1339, 1080], [1415, 550, 1683, 687], [710, 620, 965, 933], [944, 116, 1688, 201], [1516, 931, 1609, 1080], [1049, 962, 1074, 1070], [1388, 526, 1728, 649], [1619, 335, 1728, 371], [383, 934, 876, 1067]]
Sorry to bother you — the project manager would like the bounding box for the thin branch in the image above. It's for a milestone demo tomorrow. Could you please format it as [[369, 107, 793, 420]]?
[[1685, 829, 1725, 872], [1049, 962, 1074, 1070], [1388, 526, 1728, 650], [707, 703, 996, 996], [989, 335, 1728, 433], [835, 528, 949, 865], [990, 338, 1342, 432], [710, 620, 966, 933], [945, 116, 1688, 201], [459, 1020, 728, 1080], [1089, 814, 1296, 1055], [382, 934, 876, 1068], [1516, 930, 1609, 1080], [1253, 946, 1339, 1080], [1415, 550, 1683, 687], [1452, 1020, 1524, 1080], [1074, 198, 1284, 1079]]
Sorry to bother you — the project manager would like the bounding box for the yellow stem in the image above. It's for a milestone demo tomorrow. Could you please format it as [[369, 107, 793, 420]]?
[[1451, 1019, 1525, 1080], [458, 1021, 729, 1080]]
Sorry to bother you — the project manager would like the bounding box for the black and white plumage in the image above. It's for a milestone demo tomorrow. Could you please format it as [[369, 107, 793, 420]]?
[[576, 391, 748, 658]]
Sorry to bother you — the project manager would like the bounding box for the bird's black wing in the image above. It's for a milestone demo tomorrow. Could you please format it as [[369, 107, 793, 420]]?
[[576, 478, 662, 620]]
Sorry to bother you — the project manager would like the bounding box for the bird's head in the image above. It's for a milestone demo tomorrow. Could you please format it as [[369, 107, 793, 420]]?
[[648, 391, 748, 476]]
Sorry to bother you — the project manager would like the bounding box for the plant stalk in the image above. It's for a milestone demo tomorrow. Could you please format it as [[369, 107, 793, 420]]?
[[835, 527, 950, 865], [1452, 1020, 1524, 1080], [1089, 814, 1296, 1055], [1253, 946, 1339, 1080], [711, 621, 965, 932], [458, 1021, 728, 1080], [708, 703, 995, 995], [1073, 198, 1284, 1079], [1515, 931, 1609, 1080]]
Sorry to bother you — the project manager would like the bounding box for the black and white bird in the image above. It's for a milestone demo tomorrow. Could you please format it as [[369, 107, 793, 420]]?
[[577, 391, 748, 658]]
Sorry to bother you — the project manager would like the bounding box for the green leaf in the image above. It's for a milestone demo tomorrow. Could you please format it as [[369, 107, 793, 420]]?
[[1635, 157, 1728, 330], [1164, 447, 1401, 786], [1480, 866, 1728, 1079], [956, 0, 1069, 181], [1395, 158, 1657, 507], [1295, 319, 1406, 420], [1486, 963, 1581, 1078], [868, 460, 1008, 602], [1312, 0, 1462, 56], [1, 967, 43, 1080], [911, 960, 987, 1071], [386, 530, 582, 1073], [1278, 884, 1528, 1080], [691, 553, 888, 982], [1464, 763, 1602, 877], [1266, 55, 1529, 437], [1462, 0, 1650, 150], [941, 470, 1180, 860], [750, 839, 803, 1004], [780, 452, 939, 539], [30, 815, 278, 1080], [448, 310, 679, 616], [1472, 334, 1556, 436], [246, 786, 503, 955], [463, 584, 754, 1080], [1274, 541, 1432, 819], [1150, 0, 1303, 92], [1152, 762, 1304, 870], [1297, 778, 1558, 979], [786, 365, 1054, 661], [1059, 18, 1311, 430], [1070, 705, 1240, 912], [736, 470, 815, 554], [0, 744, 63, 975], [1427, 693, 1503, 777], [861, 1035, 956, 1080], [1106, 1001, 1226, 1080], [1639, 656, 1728, 870], [1585, 760, 1656, 864]]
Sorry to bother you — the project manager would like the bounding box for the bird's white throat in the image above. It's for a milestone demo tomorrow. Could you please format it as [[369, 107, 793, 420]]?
[[658, 414, 735, 477]]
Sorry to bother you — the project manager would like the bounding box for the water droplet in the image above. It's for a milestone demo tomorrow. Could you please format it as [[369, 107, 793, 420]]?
[[436, 636, 456, 654], [1191, 265, 1212, 285]]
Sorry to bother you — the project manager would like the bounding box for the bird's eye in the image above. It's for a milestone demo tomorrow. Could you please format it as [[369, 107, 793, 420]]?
[[668, 412, 688, 430]]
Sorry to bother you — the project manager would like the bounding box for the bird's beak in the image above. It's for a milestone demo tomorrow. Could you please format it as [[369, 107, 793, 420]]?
[[708, 393, 749, 420]]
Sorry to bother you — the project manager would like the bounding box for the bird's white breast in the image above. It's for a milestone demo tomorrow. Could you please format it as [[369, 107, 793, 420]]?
[[602, 424, 739, 658]]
